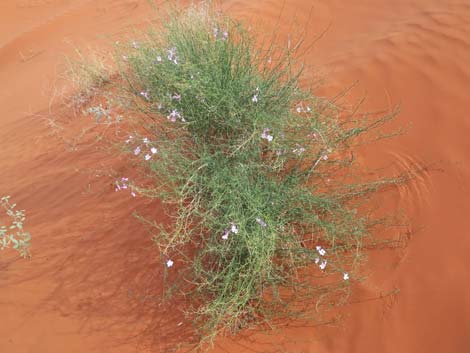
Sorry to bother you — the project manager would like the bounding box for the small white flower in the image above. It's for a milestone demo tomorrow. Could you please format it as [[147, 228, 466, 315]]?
[[319, 259, 327, 270], [343, 273, 349, 281], [156, 55, 162, 62], [316, 245, 326, 256], [252, 94, 258, 103], [306, 106, 311, 112], [131, 192, 136, 197], [144, 154, 151, 161], [296, 106, 303, 113], [314, 257, 320, 264], [134, 146, 141, 155], [322, 154, 328, 161], [125, 135, 133, 143], [150, 147, 158, 154], [143, 137, 149, 144], [131, 41, 140, 49], [122, 55, 128, 61], [166, 259, 174, 268], [230, 223, 239, 234]]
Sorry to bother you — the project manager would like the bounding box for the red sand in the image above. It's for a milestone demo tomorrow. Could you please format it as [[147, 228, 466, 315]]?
[[1, 1, 469, 352]]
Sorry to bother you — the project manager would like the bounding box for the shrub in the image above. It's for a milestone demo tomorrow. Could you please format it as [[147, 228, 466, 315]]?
[[83, 4, 400, 347], [0, 196, 31, 258]]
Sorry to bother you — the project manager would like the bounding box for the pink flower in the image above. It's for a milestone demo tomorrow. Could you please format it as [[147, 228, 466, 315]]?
[[261, 128, 273, 142], [221, 229, 230, 240]]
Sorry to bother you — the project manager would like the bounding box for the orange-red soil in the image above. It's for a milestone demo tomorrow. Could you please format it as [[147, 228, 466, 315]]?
[[1, 1, 469, 352]]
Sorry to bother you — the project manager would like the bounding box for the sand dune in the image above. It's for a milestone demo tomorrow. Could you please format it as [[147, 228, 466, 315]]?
[[1, 1, 469, 352]]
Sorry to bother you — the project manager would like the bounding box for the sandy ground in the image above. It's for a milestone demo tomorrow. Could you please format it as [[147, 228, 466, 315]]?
[[0, 1, 469, 352]]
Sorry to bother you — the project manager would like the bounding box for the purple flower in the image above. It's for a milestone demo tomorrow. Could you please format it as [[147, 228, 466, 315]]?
[[134, 146, 141, 155], [167, 109, 182, 122], [172, 93, 181, 101], [261, 128, 273, 142], [221, 228, 230, 240], [319, 259, 327, 270]]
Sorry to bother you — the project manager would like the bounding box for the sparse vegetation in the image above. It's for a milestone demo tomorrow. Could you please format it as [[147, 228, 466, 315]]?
[[0, 196, 31, 258]]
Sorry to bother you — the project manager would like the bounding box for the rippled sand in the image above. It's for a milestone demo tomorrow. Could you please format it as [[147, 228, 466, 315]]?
[[1, 1, 468, 352]]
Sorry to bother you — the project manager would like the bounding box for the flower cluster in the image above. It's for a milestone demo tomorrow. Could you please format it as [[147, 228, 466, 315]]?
[[314, 245, 327, 270], [221, 223, 239, 240], [260, 128, 273, 142], [167, 109, 186, 123], [127, 135, 158, 161], [213, 27, 229, 41], [295, 102, 311, 113], [115, 177, 136, 197]]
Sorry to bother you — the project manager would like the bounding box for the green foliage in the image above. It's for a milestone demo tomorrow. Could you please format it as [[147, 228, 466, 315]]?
[[0, 196, 31, 258], [100, 3, 399, 346]]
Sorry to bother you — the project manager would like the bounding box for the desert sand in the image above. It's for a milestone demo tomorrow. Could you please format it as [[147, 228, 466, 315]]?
[[0, 1, 469, 352]]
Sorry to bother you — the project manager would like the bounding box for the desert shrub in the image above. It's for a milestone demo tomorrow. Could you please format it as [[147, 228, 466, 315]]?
[[83, 4, 400, 347], [0, 196, 31, 258]]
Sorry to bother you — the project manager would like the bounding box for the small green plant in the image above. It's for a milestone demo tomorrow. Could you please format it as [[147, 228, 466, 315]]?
[[0, 196, 31, 258], [78, 3, 402, 348]]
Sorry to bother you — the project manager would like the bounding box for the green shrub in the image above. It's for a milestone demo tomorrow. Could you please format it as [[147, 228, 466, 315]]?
[[0, 196, 31, 258], [94, 4, 399, 346]]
